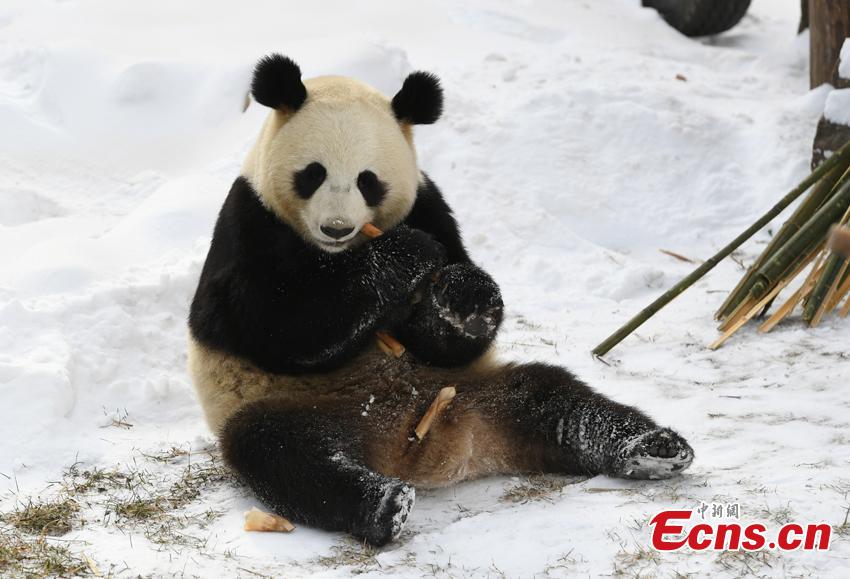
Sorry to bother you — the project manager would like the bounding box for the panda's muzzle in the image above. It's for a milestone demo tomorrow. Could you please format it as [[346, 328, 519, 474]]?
[[320, 218, 355, 240]]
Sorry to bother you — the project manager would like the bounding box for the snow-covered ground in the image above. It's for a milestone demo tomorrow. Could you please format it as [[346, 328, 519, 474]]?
[[1, 0, 848, 576]]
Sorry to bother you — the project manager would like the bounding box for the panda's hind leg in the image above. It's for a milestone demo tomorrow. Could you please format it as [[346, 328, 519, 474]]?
[[469, 363, 695, 480], [220, 398, 414, 546]]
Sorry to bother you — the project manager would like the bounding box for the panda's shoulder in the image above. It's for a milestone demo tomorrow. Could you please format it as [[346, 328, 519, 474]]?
[[405, 174, 470, 264], [215, 177, 278, 239], [411, 173, 452, 212], [212, 176, 304, 261]]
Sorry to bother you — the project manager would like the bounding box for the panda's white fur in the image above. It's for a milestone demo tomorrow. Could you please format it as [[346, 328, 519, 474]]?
[[241, 76, 419, 253]]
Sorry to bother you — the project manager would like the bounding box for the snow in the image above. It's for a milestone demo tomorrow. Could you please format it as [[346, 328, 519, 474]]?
[[825, 88, 850, 126], [841, 38, 850, 81], [1, 0, 848, 577]]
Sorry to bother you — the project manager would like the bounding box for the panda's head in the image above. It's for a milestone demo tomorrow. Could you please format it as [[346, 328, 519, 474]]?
[[242, 54, 443, 253]]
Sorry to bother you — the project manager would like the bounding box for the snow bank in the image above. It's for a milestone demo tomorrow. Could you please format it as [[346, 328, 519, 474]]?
[[825, 88, 850, 126]]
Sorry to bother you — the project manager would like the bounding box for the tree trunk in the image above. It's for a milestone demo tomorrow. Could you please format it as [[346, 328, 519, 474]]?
[[810, 0, 850, 89]]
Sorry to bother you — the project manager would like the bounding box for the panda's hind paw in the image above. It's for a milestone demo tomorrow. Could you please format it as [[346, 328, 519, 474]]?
[[611, 428, 694, 480], [357, 482, 415, 547]]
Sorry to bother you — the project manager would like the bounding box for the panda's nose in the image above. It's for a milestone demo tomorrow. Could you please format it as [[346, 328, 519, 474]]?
[[320, 220, 355, 240]]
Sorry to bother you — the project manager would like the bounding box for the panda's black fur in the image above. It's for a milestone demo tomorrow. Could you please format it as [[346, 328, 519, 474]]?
[[189, 174, 488, 374], [392, 71, 444, 125], [250, 54, 307, 111], [188, 55, 695, 547]]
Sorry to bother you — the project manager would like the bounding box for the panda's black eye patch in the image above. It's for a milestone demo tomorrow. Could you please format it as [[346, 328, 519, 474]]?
[[357, 170, 387, 207], [293, 162, 327, 199]]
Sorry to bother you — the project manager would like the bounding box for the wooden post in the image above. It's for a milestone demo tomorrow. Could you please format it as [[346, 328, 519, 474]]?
[[800, 0, 810, 34], [809, 0, 850, 89]]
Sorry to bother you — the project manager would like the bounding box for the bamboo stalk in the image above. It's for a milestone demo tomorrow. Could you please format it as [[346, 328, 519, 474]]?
[[802, 204, 850, 322], [709, 279, 792, 350], [826, 270, 850, 312], [831, 226, 850, 257], [810, 259, 850, 326], [716, 159, 850, 320], [414, 386, 456, 441], [724, 166, 850, 316], [737, 235, 825, 323], [758, 279, 811, 333], [758, 246, 827, 333], [718, 295, 759, 333], [710, 244, 822, 348], [752, 185, 850, 321], [748, 175, 850, 301], [592, 142, 850, 357]]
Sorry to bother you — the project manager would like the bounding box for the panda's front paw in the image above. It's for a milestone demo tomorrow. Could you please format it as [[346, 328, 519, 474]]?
[[610, 428, 694, 480], [432, 263, 503, 340], [372, 226, 446, 284]]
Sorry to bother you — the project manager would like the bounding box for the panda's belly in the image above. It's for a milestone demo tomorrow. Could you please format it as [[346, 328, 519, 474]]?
[[187, 335, 447, 433]]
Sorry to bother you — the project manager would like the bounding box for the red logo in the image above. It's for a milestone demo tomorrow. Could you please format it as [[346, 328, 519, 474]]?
[[649, 509, 831, 552]]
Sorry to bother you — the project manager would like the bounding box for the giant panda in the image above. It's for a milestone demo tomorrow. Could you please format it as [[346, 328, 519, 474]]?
[[188, 54, 694, 546]]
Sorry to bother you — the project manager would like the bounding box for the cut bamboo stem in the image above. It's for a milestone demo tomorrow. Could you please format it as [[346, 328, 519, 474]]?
[[592, 140, 850, 357], [802, 204, 850, 322], [759, 248, 827, 333], [810, 259, 850, 327], [414, 386, 456, 441], [376, 330, 406, 358], [244, 507, 295, 533], [758, 282, 811, 333], [361, 222, 383, 239], [749, 176, 850, 301], [709, 275, 797, 350], [718, 295, 759, 333], [714, 243, 822, 344], [827, 272, 850, 312]]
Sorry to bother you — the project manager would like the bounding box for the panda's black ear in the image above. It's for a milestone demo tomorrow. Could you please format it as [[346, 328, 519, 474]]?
[[391, 71, 443, 125], [251, 54, 307, 111]]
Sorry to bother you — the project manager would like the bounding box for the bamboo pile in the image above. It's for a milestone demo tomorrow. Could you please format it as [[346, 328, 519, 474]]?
[[710, 153, 850, 349], [593, 139, 850, 357]]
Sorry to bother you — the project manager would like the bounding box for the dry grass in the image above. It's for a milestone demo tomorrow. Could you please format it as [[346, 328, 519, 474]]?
[[754, 502, 795, 526], [715, 549, 777, 576], [1, 497, 80, 536], [316, 539, 380, 573], [500, 474, 582, 504], [112, 496, 166, 521], [0, 445, 234, 574], [540, 550, 584, 576], [103, 451, 232, 548], [612, 543, 661, 577], [0, 528, 91, 577], [140, 446, 191, 463], [63, 464, 131, 495]]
